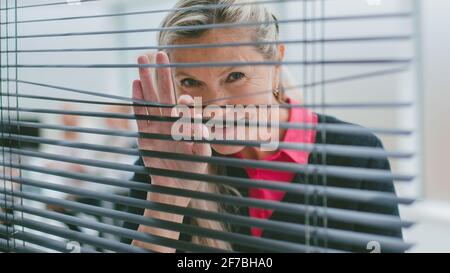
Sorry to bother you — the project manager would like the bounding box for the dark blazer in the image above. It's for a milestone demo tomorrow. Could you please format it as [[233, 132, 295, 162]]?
[[122, 114, 403, 252]]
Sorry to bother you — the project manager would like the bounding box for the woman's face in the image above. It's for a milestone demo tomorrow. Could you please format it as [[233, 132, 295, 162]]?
[[169, 28, 285, 155]]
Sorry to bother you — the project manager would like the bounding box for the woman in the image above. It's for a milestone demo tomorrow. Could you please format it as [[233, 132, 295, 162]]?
[[124, 0, 403, 253]]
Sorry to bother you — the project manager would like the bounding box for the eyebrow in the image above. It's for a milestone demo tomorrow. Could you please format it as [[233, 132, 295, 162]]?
[[174, 66, 246, 80], [174, 71, 195, 78], [219, 66, 242, 75]]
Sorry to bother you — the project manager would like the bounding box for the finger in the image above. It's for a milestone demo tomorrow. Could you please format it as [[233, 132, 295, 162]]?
[[132, 79, 149, 132], [155, 51, 176, 117], [186, 94, 210, 157], [178, 94, 195, 106], [169, 93, 194, 121], [192, 113, 211, 157], [146, 51, 156, 64], [137, 54, 160, 116], [175, 95, 195, 140]]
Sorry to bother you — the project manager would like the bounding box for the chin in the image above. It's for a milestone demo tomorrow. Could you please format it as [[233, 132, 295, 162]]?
[[211, 144, 245, 156]]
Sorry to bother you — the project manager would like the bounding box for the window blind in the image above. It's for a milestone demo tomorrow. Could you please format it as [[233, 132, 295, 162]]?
[[0, 0, 418, 253]]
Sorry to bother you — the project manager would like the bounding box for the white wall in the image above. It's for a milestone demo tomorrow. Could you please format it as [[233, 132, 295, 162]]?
[[420, 0, 450, 201]]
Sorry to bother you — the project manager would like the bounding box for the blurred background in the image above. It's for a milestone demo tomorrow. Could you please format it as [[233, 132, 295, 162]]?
[[1, 0, 449, 252]]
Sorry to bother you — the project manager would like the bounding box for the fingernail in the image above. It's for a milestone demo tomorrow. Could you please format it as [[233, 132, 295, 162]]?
[[137, 55, 147, 63]]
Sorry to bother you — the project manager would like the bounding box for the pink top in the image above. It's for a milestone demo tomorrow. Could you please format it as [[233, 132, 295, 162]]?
[[230, 98, 318, 237]]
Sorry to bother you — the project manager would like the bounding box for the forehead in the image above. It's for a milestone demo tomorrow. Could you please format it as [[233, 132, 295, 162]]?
[[169, 28, 264, 67]]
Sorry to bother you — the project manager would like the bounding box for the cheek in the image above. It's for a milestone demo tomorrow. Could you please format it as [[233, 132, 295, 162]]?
[[228, 81, 273, 105], [175, 90, 203, 104], [174, 86, 183, 99]]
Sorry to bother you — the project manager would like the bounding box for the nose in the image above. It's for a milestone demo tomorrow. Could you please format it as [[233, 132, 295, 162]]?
[[203, 85, 229, 106], [201, 89, 231, 121]]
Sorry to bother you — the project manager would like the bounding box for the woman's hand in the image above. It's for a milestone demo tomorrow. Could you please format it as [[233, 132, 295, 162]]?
[[132, 51, 211, 195], [132, 51, 212, 252]]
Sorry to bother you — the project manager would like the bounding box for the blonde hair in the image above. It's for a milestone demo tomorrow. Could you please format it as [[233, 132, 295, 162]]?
[[157, 0, 283, 250]]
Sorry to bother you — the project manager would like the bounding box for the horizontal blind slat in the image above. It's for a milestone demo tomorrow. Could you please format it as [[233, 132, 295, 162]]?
[[0, 210, 150, 253], [1, 92, 414, 110], [0, 224, 97, 253], [2, 65, 412, 108], [0, 12, 413, 40], [0, 193, 334, 253], [0, 237, 46, 253], [5, 147, 414, 183], [0, 0, 100, 11], [1, 180, 412, 252], [3, 117, 413, 138], [0, 0, 331, 23], [2, 132, 414, 160], [1, 35, 413, 53], [0, 200, 229, 253], [0, 59, 413, 68], [0, 173, 414, 230], [2, 160, 414, 206]]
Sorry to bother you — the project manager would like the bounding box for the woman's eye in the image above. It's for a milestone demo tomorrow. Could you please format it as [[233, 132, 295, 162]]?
[[180, 78, 200, 87], [226, 72, 245, 82]]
